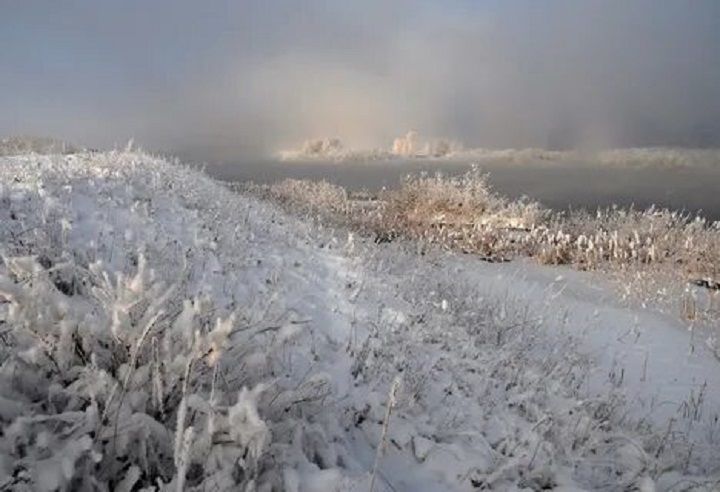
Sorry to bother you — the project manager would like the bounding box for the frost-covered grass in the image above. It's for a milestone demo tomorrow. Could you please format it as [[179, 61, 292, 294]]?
[[2, 151, 720, 490], [267, 178, 350, 218], [348, 245, 720, 490], [262, 168, 720, 324], [0, 136, 79, 156], [0, 151, 353, 490]]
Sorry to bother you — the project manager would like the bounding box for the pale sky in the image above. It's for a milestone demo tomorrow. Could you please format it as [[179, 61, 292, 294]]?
[[2, 1, 719, 159]]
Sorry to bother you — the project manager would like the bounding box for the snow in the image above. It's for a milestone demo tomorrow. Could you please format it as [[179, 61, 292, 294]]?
[[1, 150, 719, 490]]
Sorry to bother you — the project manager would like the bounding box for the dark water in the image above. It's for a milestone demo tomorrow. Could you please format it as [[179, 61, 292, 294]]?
[[203, 159, 720, 221]]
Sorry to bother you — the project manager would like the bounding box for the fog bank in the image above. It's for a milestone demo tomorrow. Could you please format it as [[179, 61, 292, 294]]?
[[2, 1, 719, 160]]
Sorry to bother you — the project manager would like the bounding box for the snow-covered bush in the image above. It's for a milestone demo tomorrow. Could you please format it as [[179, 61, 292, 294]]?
[[375, 168, 546, 255], [278, 138, 393, 162], [291, 138, 346, 159], [0, 151, 351, 491], [0, 136, 79, 156], [262, 168, 720, 321], [0, 254, 253, 490], [264, 167, 548, 259], [269, 178, 349, 219]]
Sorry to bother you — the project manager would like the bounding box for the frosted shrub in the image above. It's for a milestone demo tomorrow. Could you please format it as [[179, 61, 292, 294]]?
[[0, 251, 272, 490], [261, 169, 720, 330], [270, 179, 349, 220], [300, 137, 344, 156], [0, 151, 342, 491], [266, 167, 548, 259], [264, 169, 720, 316], [380, 168, 498, 227], [0, 136, 79, 156]]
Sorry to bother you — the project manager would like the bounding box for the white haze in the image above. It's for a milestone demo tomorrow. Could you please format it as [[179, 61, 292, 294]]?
[[1, 1, 719, 160]]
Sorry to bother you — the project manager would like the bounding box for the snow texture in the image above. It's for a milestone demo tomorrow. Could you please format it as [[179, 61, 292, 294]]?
[[0, 150, 719, 490]]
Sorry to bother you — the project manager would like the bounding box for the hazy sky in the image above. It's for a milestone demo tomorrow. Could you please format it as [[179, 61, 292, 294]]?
[[2, 1, 720, 160]]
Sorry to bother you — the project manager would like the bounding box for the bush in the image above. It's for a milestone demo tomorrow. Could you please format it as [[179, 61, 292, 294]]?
[[0, 151, 342, 490], [263, 167, 720, 318], [269, 179, 349, 219]]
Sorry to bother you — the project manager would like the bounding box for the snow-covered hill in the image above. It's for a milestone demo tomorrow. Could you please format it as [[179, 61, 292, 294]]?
[[1, 151, 718, 490]]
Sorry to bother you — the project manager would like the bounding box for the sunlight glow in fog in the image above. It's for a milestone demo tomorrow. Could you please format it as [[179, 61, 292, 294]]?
[[1, 1, 719, 160]]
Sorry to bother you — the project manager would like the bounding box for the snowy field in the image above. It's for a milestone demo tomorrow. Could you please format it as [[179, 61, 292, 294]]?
[[1, 151, 719, 491]]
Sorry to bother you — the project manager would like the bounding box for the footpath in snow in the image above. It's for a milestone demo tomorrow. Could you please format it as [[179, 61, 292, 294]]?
[[0, 151, 718, 491]]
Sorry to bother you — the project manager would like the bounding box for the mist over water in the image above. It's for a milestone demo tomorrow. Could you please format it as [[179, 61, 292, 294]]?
[[2, 1, 720, 217], [3, 1, 720, 157]]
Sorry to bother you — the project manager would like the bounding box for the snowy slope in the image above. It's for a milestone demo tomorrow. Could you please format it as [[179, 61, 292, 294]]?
[[0, 151, 718, 491]]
